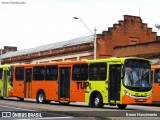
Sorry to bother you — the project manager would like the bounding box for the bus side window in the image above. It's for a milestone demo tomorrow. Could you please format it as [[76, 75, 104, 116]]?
[[154, 69, 160, 83], [45, 65, 58, 80], [0, 68, 2, 79], [15, 67, 24, 81], [33, 66, 45, 80], [89, 62, 107, 80], [72, 64, 88, 80]]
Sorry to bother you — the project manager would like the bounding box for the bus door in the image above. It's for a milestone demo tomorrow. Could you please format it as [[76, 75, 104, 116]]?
[[2, 70, 8, 97], [108, 63, 121, 103], [13, 67, 24, 98], [59, 67, 71, 102], [24, 68, 32, 98]]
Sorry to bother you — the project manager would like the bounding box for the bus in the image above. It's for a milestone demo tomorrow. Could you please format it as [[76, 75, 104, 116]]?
[[12, 57, 152, 109], [151, 65, 160, 103], [0, 64, 14, 99]]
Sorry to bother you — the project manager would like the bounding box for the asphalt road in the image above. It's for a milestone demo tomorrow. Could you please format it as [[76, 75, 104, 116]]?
[[0, 104, 95, 120], [0, 97, 160, 120]]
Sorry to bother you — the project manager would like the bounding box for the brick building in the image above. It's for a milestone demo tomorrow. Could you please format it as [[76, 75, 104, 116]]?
[[1, 15, 160, 65], [1, 46, 17, 54]]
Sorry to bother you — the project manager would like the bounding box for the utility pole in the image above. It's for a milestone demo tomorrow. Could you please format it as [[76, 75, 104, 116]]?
[[73, 17, 97, 59]]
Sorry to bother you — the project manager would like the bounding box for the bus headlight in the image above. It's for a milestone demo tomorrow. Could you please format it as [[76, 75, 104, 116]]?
[[123, 90, 152, 98]]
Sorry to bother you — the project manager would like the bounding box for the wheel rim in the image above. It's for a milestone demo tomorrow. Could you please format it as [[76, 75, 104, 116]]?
[[94, 97, 99, 106], [38, 94, 44, 103]]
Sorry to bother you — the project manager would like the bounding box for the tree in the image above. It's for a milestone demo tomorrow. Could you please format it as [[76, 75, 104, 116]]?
[[155, 23, 160, 30]]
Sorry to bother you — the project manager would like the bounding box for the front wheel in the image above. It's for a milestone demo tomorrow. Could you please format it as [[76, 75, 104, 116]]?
[[117, 104, 127, 109], [93, 93, 104, 108], [36, 91, 46, 104]]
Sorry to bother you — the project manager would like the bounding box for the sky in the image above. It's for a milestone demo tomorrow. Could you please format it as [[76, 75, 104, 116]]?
[[0, 0, 160, 50]]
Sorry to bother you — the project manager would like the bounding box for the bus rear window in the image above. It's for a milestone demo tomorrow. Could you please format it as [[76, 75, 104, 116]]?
[[15, 67, 24, 81], [89, 63, 107, 80], [0, 68, 2, 79]]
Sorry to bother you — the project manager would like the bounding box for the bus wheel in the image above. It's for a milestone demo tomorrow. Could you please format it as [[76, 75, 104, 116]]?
[[37, 91, 46, 104], [93, 93, 104, 108], [117, 104, 127, 109]]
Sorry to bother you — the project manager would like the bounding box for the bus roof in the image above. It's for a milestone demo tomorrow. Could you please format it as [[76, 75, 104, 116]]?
[[12, 57, 149, 67], [87, 57, 149, 63], [0, 64, 13, 68]]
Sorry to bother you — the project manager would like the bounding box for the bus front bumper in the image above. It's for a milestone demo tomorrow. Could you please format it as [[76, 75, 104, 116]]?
[[122, 94, 152, 104]]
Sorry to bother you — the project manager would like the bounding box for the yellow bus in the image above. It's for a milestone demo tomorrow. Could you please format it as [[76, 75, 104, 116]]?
[[0, 64, 14, 99], [12, 57, 152, 109]]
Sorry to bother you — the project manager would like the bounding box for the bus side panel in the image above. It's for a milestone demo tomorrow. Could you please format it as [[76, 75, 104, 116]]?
[[31, 81, 45, 99], [152, 84, 160, 102], [85, 81, 108, 103], [70, 81, 85, 102], [13, 80, 24, 98], [31, 81, 58, 100], [44, 81, 58, 101]]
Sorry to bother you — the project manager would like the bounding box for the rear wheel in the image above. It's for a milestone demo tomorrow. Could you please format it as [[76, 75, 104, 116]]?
[[93, 93, 104, 108], [36, 91, 46, 104], [117, 104, 127, 109]]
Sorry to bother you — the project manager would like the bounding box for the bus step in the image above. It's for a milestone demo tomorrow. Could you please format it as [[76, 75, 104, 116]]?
[[60, 98, 69, 101], [109, 104, 116, 106], [59, 100, 69, 103]]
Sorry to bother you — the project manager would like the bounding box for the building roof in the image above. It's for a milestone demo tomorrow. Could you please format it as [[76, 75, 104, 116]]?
[[1, 35, 94, 59]]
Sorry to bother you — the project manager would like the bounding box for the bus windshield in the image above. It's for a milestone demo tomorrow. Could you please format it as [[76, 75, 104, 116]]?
[[123, 59, 152, 92]]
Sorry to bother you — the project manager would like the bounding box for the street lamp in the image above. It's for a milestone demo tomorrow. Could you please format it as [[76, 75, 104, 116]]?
[[73, 17, 97, 59]]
